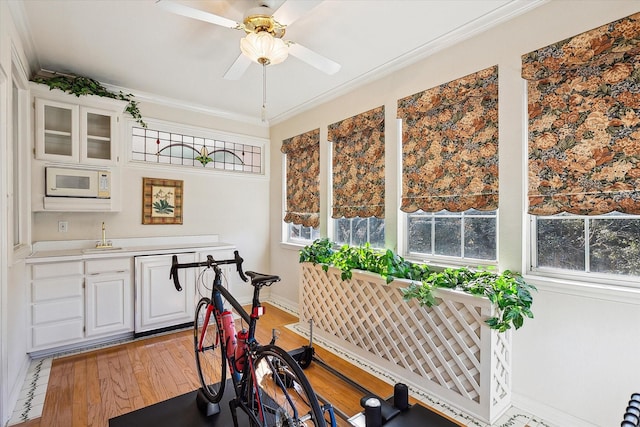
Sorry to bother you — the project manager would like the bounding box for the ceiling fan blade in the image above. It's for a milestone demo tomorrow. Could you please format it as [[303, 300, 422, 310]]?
[[156, 0, 239, 29], [224, 54, 253, 80], [287, 42, 341, 75], [272, 0, 323, 26]]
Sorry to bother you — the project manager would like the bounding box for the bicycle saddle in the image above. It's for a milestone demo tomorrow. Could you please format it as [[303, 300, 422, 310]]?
[[246, 271, 281, 287]]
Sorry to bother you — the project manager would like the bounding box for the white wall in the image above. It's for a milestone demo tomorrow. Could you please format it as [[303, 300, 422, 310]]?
[[1, 2, 34, 425], [31, 102, 272, 272], [269, 2, 640, 426]]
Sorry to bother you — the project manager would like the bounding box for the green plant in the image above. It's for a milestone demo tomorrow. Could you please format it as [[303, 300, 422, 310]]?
[[299, 239, 535, 332], [402, 266, 536, 332], [299, 238, 335, 266], [300, 239, 430, 283], [32, 73, 147, 128]]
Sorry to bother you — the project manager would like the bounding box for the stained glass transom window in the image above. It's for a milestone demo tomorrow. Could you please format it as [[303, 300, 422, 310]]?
[[131, 126, 263, 174]]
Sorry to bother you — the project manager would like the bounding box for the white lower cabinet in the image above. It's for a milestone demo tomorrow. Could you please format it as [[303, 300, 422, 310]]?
[[30, 261, 85, 350], [28, 258, 134, 352], [27, 242, 234, 353], [135, 252, 196, 334], [85, 258, 133, 337]]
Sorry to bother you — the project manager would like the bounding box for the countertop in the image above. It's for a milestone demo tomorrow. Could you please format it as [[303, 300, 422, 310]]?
[[27, 234, 235, 263]]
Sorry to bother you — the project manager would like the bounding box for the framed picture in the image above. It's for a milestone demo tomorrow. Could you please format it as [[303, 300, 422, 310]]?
[[142, 177, 183, 224]]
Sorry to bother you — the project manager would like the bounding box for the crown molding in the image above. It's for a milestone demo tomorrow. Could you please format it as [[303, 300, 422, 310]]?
[[269, 0, 548, 125]]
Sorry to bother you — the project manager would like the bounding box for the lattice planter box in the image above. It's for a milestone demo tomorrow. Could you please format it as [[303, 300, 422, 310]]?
[[299, 262, 511, 424]]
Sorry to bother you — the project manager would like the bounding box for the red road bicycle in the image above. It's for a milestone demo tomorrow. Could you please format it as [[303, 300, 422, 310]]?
[[170, 251, 335, 427]]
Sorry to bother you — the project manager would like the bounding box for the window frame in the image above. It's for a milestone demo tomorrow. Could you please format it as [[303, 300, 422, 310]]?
[[401, 209, 498, 267], [285, 223, 320, 246], [280, 138, 321, 246], [528, 213, 640, 288], [126, 117, 269, 178], [9, 54, 31, 261], [332, 216, 385, 249]]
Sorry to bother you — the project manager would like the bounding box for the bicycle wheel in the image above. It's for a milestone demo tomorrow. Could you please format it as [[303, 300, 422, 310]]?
[[194, 297, 226, 403], [247, 344, 326, 427]]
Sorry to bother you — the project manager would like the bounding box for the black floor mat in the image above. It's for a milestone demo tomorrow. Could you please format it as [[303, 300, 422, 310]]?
[[109, 382, 460, 427], [109, 382, 247, 427], [382, 402, 461, 426]]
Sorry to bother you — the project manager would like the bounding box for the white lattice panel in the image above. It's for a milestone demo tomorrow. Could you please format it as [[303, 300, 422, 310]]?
[[300, 263, 511, 423]]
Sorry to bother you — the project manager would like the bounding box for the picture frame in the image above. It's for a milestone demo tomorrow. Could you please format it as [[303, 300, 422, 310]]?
[[142, 177, 183, 224]]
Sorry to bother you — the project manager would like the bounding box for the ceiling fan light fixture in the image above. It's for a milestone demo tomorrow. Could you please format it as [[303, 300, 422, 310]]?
[[240, 31, 288, 66]]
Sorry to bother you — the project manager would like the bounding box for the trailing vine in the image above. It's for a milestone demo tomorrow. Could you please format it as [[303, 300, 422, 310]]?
[[300, 238, 536, 332], [32, 73, 146, 128]]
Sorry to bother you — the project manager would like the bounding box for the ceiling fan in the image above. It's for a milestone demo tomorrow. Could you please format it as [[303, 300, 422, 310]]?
[[156, 0, 341, 80]]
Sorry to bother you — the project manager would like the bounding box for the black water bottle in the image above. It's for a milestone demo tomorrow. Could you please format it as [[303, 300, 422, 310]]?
[[364, 397, 382, 427]]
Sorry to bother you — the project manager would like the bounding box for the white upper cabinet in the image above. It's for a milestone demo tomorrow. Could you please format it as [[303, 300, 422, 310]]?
[[80, 106, 119, 164], [32, 83, 126, 166], [36, 99, 78, 161]]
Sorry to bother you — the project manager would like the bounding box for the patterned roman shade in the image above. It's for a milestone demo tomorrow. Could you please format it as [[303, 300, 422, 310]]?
[[328, 106, 385, 219], [522, 12, 640, 215], [281, 129, 320, 227], [397, 65, 499, 213]]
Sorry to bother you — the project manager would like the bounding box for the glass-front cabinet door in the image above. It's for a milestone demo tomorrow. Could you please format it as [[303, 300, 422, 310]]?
[[35, 98, 79, 162], [34, 97, 119, 165], [80, 107, 118, 164]]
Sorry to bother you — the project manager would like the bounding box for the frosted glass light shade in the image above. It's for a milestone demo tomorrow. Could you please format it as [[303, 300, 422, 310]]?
[[240, 31, 289, 65]]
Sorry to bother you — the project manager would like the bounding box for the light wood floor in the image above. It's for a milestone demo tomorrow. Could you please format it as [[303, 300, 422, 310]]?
[[12, 303, 459, 427]]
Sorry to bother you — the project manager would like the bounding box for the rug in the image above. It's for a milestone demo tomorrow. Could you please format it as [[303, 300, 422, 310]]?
[[109, 383, 247, 427]]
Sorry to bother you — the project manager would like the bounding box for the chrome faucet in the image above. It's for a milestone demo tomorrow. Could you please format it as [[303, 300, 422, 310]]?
[[96, 222, 113, 248]]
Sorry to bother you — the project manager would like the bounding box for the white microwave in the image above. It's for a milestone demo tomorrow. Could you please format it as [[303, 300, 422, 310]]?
[[45, 167, 111, 198]]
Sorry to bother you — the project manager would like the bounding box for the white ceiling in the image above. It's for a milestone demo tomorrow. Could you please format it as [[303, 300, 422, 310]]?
[[14, 0, 543, 125]]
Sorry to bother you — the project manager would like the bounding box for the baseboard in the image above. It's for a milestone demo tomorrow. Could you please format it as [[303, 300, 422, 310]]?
[[512, 392, 595, 427], [264, 296, 298, 316]]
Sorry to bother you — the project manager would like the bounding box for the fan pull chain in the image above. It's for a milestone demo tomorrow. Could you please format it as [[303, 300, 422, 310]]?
[[261, 61, 267, 122]]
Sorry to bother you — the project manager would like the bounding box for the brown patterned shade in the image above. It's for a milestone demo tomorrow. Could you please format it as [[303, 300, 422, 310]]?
[[397, 66, 499, 213], [522, 12, 640, 215], [328, 106, 385, 219], [281, 129, 320, 227]]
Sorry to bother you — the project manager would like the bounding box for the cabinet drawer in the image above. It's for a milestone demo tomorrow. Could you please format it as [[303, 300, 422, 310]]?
[[32, 298, 83, 324], [32, 261, 83, 279], [32, 320, 84, 349], [86, 258, 131, 274], [32, 277, 83, 302]]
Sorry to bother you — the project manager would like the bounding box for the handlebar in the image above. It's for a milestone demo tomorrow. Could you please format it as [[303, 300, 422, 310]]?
[[169, 250, 248, 291]]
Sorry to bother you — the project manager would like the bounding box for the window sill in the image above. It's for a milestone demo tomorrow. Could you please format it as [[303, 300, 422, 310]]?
[[523, 273, 640, 305], [279, 241, 308, 252]]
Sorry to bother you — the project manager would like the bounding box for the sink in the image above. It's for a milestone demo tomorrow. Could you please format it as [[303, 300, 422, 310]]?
[[82, 247, 125, 253]]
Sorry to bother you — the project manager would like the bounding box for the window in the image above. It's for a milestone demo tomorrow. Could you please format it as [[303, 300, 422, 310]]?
[[407, 209, 497, 262], [334, 217, 385, 248], [532, 213, 640, 278], [522, 13, 640, 283], [287, 223, 320, 244], [397, 66, 499, 264], [329, 106, 386, 248], [12, 80, 20, 247], [281, 129, 320, 244], [10, 59, 29, 257], [131, 124, 264, 174]]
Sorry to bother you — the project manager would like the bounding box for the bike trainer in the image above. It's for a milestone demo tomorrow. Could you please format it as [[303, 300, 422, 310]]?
[[288, 321, 461, 427]]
